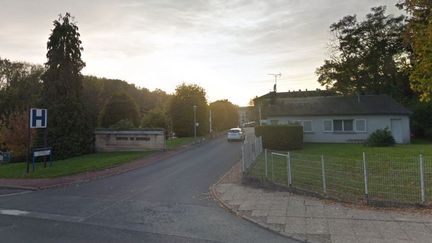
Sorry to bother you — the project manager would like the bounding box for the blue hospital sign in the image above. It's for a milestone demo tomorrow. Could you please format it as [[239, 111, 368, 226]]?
[[30, 108, 47, 128]]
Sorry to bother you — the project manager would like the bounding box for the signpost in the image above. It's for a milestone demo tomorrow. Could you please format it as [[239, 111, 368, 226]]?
[[31, 147, 52, 172], [27, 108, 48, 173]]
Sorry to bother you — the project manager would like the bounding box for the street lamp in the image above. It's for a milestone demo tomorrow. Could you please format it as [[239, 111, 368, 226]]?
[[193, 105, 197, 141]]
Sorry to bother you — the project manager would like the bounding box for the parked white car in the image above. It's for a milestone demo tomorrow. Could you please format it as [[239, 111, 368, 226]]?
[[227, 128, 245, 142]]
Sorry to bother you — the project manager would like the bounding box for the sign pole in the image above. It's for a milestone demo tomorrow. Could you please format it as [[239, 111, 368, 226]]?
[[43, 129, 48, 168], [26, 108, 31, 174]]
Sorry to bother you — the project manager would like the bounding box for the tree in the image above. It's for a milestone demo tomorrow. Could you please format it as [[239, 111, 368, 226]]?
[[41, 13, 93, 159], [141, 107, 170, 131], [99, 92, 140, 128], [0, 58, 44, 119], [169, 83, 208, 137], [209, 100, 238, 132], [316, 6, 413, 102], [398, 0, 432, 101]]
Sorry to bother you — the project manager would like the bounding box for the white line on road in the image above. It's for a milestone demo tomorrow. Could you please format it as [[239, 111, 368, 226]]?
[[0, 208, 85, 223]]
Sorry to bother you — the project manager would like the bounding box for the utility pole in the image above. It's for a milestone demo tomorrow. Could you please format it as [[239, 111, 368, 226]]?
[[193, 105, 197, 141], [209, 109, 212, 134], [268, 73, 281, 92]]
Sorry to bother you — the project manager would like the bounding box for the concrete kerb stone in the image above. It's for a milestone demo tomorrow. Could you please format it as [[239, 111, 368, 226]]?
[[209, 162, 307, 243], [0, 133, 225, 191]]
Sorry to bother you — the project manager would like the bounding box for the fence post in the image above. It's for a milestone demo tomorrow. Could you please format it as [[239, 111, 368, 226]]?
[[241, 145, 245, 173], [287, 152, 292, 186], [321, 155, 327, 194], [264, 149, 268, 177], [271, 152, 274, 182], [420, 154, 425, 204], [362, 152, 369, 203]]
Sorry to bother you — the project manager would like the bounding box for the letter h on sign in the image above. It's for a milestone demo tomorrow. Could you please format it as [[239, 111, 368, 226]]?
[[30, 108, 47, 128]]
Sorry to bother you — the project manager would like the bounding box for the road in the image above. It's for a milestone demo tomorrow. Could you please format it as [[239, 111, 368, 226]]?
[[0, 135, 299, 242]]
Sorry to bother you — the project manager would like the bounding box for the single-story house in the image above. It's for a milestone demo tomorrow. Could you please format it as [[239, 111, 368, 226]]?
[[255, 93, 411, 144]]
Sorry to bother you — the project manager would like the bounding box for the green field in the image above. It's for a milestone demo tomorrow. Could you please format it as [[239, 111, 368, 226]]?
[[248, 141, 432, 205]]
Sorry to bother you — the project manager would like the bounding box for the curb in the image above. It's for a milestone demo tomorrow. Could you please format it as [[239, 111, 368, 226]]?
[[209, 163, 308, 243], [0, 134, 224, 191]]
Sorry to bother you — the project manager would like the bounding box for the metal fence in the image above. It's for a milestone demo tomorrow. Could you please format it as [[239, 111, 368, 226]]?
[[241, 136, 263, 173], [244, 149, 432, 206]]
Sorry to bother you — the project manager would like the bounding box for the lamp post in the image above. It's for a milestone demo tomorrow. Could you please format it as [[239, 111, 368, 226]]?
[[193, 105, 197, 141]]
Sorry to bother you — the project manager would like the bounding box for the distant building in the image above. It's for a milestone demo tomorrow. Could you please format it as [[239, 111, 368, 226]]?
[[254, 90, 411, 144], [238, 106, 254, 126]]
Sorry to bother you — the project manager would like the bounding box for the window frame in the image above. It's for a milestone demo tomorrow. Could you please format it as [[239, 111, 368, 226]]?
[[323, 120, 333, 132], [354, 119, 367, 132], [332, 119, 354, 132], [295, 120, 313, 132]]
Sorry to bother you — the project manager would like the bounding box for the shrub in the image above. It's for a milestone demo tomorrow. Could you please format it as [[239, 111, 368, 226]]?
[[425, 128, 432, 141], [366, 127, 395, 147], [110, 119, 135, 130], [0, 111, 36, 162], [255, 125, 303, 150]]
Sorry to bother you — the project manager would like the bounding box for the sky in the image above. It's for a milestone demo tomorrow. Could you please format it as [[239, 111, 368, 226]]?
[[0, 0, 402, 106]]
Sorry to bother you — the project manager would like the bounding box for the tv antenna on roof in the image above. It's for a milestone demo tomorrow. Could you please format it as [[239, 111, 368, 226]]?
[[268, 73, 281, 92]]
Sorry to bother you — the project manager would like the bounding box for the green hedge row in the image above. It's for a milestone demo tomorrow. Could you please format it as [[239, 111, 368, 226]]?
[[255, 125, 303, 150]]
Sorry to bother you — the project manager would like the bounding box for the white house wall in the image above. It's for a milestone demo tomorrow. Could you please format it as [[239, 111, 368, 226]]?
[[267, 115, 410, 144]]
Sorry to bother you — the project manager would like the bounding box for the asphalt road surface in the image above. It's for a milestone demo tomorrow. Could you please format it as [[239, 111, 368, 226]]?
[[0, 134, 299, 243]]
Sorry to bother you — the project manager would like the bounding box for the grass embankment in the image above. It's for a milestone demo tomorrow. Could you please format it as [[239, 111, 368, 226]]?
[[165, 137, 197, 150], [0, 137, 197, 179], [248, 140, 432, 204], [0, 151, 153, 179]]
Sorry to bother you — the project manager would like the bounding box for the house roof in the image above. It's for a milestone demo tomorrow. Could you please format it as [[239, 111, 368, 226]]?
[[265, 94, 411, 117], [255, 90, 337, 100]]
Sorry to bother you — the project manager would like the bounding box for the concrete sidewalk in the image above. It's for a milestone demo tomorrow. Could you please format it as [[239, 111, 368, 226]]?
[[211, 162, 432, 243]]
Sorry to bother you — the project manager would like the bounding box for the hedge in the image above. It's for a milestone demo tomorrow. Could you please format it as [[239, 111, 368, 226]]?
[[255, 125, 303, 150]]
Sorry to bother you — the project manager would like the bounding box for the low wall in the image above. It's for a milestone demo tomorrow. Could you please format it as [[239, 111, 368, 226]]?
[[95, 130, 165, 152]]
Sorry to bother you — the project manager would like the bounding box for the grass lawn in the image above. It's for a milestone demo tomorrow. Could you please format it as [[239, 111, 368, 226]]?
[[0, 151, 153, 179], [248, 140, 432, 205], [165, 137, 197, 150], [0, 137, 199, 179]]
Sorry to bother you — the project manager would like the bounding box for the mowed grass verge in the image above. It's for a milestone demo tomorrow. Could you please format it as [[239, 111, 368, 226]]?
[[248, 141, 432, 204], [0, 137, 197, 179], [0, 151, 154, 179]]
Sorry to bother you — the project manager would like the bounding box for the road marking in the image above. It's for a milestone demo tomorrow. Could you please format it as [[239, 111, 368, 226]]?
[[0, 208, 84, 223], [0, 209, 29, 216], [0, 190, 32, 198]]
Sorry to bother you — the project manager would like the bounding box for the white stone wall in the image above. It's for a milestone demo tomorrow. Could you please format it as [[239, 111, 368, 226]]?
[[95, 130, 165, 152]]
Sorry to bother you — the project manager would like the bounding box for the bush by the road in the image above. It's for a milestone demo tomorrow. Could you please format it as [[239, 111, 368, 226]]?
[[255, 125, 303, 150]]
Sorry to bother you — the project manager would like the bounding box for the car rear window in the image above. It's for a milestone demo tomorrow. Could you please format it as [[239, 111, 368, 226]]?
[[229, 129, 240, 133]]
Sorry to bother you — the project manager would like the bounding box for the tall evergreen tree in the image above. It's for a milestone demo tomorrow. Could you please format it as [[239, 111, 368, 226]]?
[[41, 13, 92, 159]]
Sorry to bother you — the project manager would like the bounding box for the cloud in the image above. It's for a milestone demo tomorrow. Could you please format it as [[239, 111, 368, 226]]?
[[0, 0, 403, 105]]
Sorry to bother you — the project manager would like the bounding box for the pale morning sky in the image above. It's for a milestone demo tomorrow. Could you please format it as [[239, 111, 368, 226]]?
[[0, 0, 402, 106]]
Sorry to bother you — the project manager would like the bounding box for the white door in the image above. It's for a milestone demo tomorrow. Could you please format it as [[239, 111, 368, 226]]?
[[390, 119, 403, 143]]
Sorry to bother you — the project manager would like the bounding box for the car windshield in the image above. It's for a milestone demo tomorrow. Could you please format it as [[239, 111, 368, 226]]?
[[229, 129, 240, 133]]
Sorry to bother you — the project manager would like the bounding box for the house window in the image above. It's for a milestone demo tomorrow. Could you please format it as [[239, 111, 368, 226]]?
[[296, 120, 313, 132], [355, 119, 366, 132], [333, 119, 354, 132], [323, 120, 333, 132]]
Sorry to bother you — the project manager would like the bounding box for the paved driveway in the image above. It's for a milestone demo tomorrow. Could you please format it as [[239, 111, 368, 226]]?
[[0, 136, 298, 243]]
